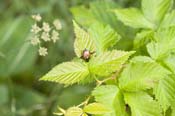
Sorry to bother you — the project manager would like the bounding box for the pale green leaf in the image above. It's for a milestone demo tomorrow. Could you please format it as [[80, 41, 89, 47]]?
[[92, 85, 128, 116], [65, 107, 83, 116], [147, 27, 175, 60], [90, 0, 119, 30], [113, 8, 154, 29], [88, 22, 120, 53], [154, 75, 175, 112], [124, 92, 162, 116], [119, 60, 171, 92], [84, 102, 110, 115], [40, 62, 89, 85], [160, 10, 175, 28], [73, 21, 96, 57], [142, 0, 173, 25], [89, 50, 135, 76], [172, 103, 175, 116], [163, 54, 175, 74], [130, 56, 154, 63], [134, 30, 154, 49], [70, 6, 96, 27]]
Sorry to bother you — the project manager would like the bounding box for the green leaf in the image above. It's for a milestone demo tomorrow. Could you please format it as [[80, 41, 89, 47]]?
[[88, 22, 120, 53], [73, 21, 96, 57], [147, 27, 175, 60], [124, 92, 162, 116], [163, 54, 175, 74], [65, 107, 83, 116], [89, 50, 135, 76], [141, 0, 173, 25], [113, 8, 154, 29], [40, 62, 89, 85], [160, 10, 175, 28], [130, 56, 154, 63], [84, 102, 110, 115], [70, 0, 119, 29], [172, 103, 175, 116], [134, 30, 154, 49], [70, 6, 96, 27], [92, 85, 128, 116], [119, 59, 171, 92], [154, 75, 175, 112], [90, 0, 119, 30]]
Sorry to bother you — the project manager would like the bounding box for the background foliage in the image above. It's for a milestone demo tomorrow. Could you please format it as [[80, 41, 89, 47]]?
[[1, 0, 173, 116]]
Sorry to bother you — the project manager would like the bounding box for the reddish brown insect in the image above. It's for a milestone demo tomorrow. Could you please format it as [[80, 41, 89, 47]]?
[[81, 49, 95, 62]]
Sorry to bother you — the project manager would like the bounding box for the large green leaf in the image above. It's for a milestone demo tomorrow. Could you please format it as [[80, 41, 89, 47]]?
[[154, 75, 175, 112], [73, 21, 96, 57], [92, 85, 128, 116], [119, 58, 171, 92], [40, 62, 89, 85], [147, 27, 175, 60], [160, 10, 175, 28], [124, 92, 162, 116], [141, 0, 172, 25], [113, 8, 154, 29], [88, 22, 120, 53], [0, 17, 37, 76], [89, 50, 134, 77]]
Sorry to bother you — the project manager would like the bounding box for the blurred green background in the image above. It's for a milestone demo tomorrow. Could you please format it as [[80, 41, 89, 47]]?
[[0, 0, 140, 116]]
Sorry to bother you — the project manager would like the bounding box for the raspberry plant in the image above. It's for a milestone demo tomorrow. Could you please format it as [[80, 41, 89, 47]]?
[[40, 0, 175, 116]]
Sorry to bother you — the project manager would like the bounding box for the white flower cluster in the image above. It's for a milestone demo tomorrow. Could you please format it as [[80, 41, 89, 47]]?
[[30, 14, 62, 56]]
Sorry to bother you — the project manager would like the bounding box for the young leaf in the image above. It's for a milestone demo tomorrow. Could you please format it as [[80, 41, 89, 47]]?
[[124, 92, 162, 116], [83, 102, 110, 115], [92, 85, 128, 116], [89, 50, 135, 76], [163, 54, 175, 74], [113, 8, 154, 29], [40, 62, 89, 85], [73, 21, 96, 57], [154, 75, 175, 112], [119, 60, 171, 92], [160, 10, 175, 28], [141, 0, 173, 25], [134, 30, 154, 49], [147, 27, 175, 60], [65, 107, 83, 116], [88, 22, 120, 53]]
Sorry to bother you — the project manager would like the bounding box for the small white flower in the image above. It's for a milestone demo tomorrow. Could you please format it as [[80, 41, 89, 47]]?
[[31, 24, 41, 34], [42, 22, 51, 32], [53, 19, 62, 30], [32, 14, 42, 22], [31, 36, 40, 45], [39, 47, 48, 56], [41, 32, 50, 42], [51, 30, 60, 43]]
